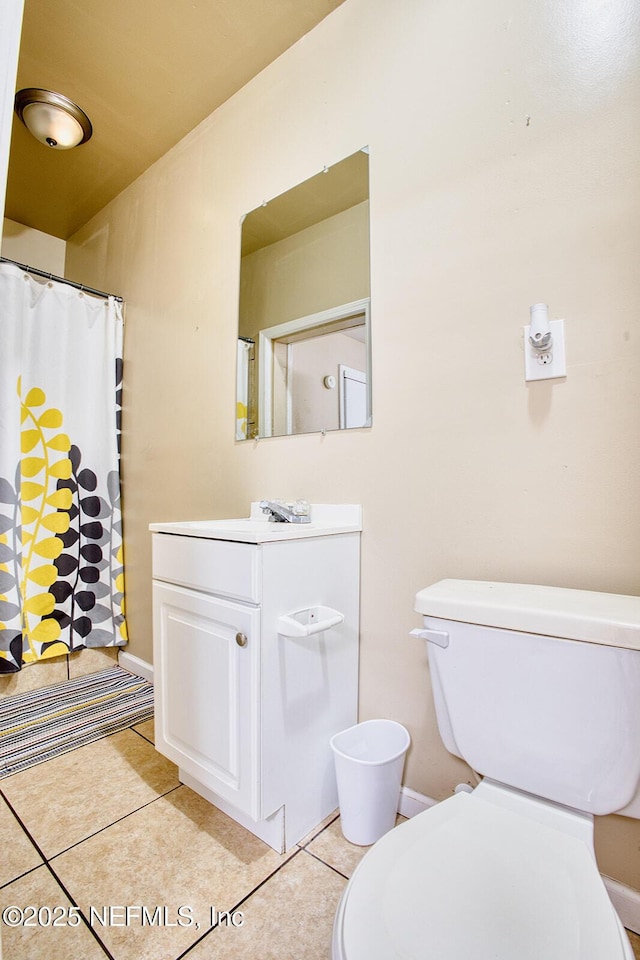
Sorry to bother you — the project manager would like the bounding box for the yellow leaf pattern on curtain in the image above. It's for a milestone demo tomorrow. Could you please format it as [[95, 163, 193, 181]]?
[[19, 387, 68, 657]]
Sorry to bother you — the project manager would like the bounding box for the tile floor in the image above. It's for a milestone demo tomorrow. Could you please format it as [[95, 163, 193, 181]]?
[[0, 718, 357, 960], [1, 713, 639, 960]]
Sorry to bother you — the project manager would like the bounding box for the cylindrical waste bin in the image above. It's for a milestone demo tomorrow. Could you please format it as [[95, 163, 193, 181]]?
[[330, 719, 410, 846]]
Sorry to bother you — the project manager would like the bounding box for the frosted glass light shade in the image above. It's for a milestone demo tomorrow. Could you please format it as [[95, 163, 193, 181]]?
[[14, 88, 92, 149]]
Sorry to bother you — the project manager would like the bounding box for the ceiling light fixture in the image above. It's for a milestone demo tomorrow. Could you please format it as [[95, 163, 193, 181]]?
[[14, 88, 92, 150]]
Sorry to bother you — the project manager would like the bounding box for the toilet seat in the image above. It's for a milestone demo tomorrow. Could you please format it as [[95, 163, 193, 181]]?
[[334, 790, 628, 960]]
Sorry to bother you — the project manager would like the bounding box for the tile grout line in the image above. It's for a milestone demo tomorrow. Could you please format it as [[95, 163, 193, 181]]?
[[176, 847, 308, 960], [0, 788, 115, 958], [47, 783, 184, 862], [129, 725, 154, 746], [299, 845, 351, 881], [295, 811, 357, 879], [175, 836, 354, 958], [295, 811, 340, 850], [0, 724, 177, 863], [0, 862, 41, 891], [0, 725, 178, 960], [41, 859, 117, 960], [0, 788, 49, 866]]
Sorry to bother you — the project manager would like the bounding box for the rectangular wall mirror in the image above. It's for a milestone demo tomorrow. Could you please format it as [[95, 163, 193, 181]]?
[[236, 148, 371, 440]]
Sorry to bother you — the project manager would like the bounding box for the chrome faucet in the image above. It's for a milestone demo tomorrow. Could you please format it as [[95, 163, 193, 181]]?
[[259, 500, 311, 523]]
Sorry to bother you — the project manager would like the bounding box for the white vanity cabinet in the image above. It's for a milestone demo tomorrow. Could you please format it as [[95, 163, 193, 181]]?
[[150, 505, 361, 852]]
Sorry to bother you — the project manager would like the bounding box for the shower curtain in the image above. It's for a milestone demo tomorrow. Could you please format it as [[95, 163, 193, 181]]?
[[0, 262, 127, 673]]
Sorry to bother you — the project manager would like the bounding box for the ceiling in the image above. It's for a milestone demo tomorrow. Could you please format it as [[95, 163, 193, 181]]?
[[241, 148, 369, 256], [4, 0, 346, 241]]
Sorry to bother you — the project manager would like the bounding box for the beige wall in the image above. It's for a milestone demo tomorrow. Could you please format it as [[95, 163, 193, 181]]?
[[0, 0, 23, 222], [289, 330, 366, 434], [65, 0, 640, 889], [2, 217, 67, 275]]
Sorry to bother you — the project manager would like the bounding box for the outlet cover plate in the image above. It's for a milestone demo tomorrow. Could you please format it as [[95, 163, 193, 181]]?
[[524, 318, 566, 381]]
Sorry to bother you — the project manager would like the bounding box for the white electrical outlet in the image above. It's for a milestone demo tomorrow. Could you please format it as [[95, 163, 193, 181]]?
[[524, 318, 566, 381]]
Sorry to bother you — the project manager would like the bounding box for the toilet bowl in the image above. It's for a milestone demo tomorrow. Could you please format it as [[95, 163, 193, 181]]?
[[333, 781, 634, 959], [333, 580, 640, 960]]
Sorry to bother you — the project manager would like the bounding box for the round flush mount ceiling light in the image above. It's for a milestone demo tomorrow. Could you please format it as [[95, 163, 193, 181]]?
[[14, 88, 92, 149]]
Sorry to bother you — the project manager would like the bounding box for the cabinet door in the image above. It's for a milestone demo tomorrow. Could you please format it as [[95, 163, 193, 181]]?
[[153, 581, 261, 820]]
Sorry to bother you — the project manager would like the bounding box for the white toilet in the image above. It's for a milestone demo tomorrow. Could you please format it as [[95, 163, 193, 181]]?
[[333, 579, 640, 959]]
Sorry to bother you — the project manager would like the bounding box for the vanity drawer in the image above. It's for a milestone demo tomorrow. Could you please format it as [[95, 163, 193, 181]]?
[[152, 533, 260, 603]]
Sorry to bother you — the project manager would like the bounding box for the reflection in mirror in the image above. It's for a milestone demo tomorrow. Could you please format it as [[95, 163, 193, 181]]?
[[236, 148, 371, 440]]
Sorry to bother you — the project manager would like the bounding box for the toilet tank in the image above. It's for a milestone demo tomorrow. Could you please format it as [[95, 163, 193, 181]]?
[[414, 580, 640, 817]]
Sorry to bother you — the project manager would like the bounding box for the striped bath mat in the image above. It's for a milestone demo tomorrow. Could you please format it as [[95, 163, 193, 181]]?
[[0, 666, 154, 778]]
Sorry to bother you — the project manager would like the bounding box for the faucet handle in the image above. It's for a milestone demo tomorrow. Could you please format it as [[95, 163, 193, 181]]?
[[258, 499, 311, 523]]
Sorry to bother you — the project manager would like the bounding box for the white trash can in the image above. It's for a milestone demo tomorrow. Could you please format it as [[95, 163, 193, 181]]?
[[330, 719, 410, 846]]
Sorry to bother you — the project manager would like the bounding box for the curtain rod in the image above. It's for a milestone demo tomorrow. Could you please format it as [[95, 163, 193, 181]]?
[[0, 256, 124, 303]]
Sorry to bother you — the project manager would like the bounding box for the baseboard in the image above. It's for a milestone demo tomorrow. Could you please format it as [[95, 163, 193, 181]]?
[[118, 651, 154, 683], [399, 787, 640, 935], [603, 876, 640, 935], [398, 785, 438, 818]]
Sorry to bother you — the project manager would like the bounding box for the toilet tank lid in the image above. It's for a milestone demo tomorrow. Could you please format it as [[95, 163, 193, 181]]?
[[415, 579, 640, 650]]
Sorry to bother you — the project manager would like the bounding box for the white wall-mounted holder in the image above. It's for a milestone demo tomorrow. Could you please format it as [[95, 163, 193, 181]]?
[[278, 605, 344, 638], [524, 303, 567, 382]]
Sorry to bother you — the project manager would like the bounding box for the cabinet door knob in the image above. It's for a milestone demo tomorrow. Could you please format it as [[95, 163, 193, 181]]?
[[235, 632, 248, 647]]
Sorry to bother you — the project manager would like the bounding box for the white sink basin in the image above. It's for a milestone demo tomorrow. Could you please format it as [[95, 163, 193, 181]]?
[[177, 519, 274, 530], [149, 504, 362, 543]]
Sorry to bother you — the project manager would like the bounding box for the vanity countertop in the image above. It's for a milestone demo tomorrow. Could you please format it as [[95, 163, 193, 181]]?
[[149, 503, 362, 544]]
